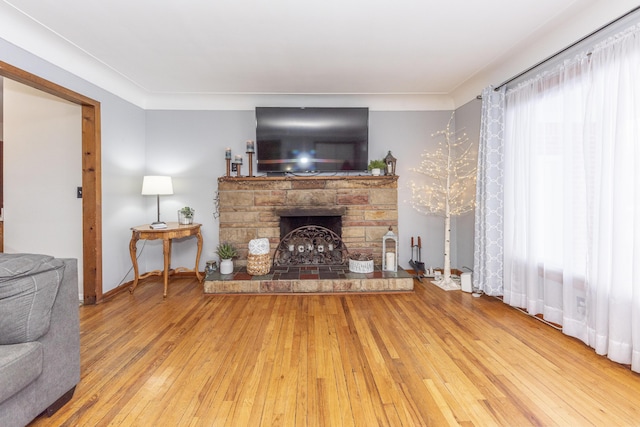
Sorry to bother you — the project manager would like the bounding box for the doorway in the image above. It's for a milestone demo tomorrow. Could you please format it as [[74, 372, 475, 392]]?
[[0, 60, 102, 304], [3, 78, 84, 293]]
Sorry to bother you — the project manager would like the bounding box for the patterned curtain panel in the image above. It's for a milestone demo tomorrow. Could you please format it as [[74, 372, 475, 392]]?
[[473, 86, 505, 296]]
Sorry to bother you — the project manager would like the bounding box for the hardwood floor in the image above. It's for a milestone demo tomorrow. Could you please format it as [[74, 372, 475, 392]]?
[[31, 277, 640, 426]]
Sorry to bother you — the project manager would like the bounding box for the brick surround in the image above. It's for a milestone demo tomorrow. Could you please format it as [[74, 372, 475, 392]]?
[[217, 175, 399, 267]]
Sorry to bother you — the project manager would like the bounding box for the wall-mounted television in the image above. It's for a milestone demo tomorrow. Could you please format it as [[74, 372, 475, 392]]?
[[256, 107, 369, 174]]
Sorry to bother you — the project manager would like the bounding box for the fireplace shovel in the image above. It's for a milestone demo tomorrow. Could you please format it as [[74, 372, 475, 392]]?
[[409, 236, 426, 281]]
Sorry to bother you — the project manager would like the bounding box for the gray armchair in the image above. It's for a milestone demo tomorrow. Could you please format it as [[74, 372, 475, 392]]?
[[0, 254, 80, 427]]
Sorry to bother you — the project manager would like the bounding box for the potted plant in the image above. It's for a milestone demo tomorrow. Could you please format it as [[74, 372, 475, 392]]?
[[178, 206, 195, 224], [368, 159, 386, 176], [216, 242, 238, 274]]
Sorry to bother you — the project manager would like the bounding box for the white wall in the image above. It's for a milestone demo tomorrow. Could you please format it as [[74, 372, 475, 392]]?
[[3, 78, 83, 292]]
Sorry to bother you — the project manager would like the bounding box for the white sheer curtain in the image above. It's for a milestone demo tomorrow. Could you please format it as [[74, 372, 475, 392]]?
[[502, 25, 640, 372]]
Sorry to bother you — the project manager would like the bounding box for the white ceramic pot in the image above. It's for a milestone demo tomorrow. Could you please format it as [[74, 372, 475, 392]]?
[[219, 258, 234, 275], [371, 168, 381, 176], [349, 258, 374, 273], [178, 210, 194, 225]]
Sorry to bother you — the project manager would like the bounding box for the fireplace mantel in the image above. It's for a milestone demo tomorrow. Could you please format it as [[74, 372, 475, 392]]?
[[217, 175, 399, 266], [218, 175, 398, 184]]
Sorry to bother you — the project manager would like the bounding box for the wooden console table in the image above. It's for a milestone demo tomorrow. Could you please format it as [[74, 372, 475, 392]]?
[[129, 222, 203, 297]]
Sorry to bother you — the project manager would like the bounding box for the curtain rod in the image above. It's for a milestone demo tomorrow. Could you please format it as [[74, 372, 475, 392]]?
[[493, 5, 640, 90]]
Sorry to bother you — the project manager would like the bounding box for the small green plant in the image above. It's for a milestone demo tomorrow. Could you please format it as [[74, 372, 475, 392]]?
[[368, 159, 386, 171], [216, 242, 238, 260], [180, 206, 195, 218]]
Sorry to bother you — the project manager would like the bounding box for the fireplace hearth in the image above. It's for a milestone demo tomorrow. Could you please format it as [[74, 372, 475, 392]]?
[[203, 264, 414, 294]]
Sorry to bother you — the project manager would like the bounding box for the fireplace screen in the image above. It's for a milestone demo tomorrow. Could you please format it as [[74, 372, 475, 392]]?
[[273, 225, 348, 266]]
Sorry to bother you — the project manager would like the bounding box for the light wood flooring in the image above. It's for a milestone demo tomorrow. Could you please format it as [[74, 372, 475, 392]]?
[[31, 276, 640, 426]]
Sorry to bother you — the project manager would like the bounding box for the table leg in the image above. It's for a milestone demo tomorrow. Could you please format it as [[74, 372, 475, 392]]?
[[163, 238, 171, 297], [195, 228, 203, 282], [129, 232, 140, 293]]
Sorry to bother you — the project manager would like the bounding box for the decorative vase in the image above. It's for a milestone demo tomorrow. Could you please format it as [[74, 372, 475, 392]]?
[[220, 258, 234, 275], [178, 210, 194, 225], [371, 168, 381, 176], [348, 253, 374, 273]]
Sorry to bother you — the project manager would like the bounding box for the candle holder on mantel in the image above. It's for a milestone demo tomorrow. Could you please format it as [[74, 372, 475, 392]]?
[[246, 152, 254, 177], [225, 148, 232, 177], [233, 155, 243, 177], [245, 140, 255, 177]]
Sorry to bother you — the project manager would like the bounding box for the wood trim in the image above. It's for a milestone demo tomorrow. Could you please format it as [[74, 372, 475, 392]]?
[[0, 61, 97, 105], [81, 103, 102, 304], [0, 60, 102, 304]]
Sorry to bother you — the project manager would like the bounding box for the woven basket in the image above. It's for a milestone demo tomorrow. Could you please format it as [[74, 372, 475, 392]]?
[[247, 253, 271, 276]]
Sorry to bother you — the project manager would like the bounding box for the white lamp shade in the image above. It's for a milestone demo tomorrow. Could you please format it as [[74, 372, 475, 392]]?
[[141, 176, 173, 195]]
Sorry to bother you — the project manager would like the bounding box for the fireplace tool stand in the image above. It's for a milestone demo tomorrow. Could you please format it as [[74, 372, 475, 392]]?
[[409, 236, 426, 282]]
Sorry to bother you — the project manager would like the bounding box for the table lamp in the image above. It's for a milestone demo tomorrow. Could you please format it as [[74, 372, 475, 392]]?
[[141, 175, 173, 225]]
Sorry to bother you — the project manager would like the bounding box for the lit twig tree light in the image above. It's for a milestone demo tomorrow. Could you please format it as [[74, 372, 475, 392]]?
[[410, 113, 476, 290]]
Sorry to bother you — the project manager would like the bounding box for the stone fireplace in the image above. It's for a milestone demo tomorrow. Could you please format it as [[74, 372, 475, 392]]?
[[216, 175, 399, 267], [205, 175, 412, 294]]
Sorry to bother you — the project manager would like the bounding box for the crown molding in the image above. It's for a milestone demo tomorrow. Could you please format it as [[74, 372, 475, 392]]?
[[143, 92, 454, 111]]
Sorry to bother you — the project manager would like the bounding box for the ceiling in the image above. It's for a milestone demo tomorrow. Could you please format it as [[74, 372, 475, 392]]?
[[0, 0, 635, 109]]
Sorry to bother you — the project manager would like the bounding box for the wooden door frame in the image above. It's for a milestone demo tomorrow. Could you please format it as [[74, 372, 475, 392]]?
[[0, 60, 102, 304]]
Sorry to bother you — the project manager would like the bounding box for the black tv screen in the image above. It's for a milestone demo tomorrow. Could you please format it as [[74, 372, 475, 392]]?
[[256, 107, 368, 173]]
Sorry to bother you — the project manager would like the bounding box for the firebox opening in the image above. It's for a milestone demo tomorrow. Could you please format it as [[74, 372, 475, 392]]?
[[276, 207, 347, 239], [280, 216, 341, 239]]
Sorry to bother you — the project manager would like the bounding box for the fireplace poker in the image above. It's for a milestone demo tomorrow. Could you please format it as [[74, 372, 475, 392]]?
[[409, 236, 426, 282]]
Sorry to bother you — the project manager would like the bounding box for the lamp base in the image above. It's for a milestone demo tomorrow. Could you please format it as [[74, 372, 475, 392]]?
[[150, 221, 167, 229]]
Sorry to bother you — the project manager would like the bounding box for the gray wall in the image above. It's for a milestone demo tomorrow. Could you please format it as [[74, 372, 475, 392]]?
[[453, 98, 482, 272], [369, 110, 451, 271], [143, 110, 257, 270], [1, 38, 148, 293], [145, 109, 477, 274], [2, 35, 482, 293]]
